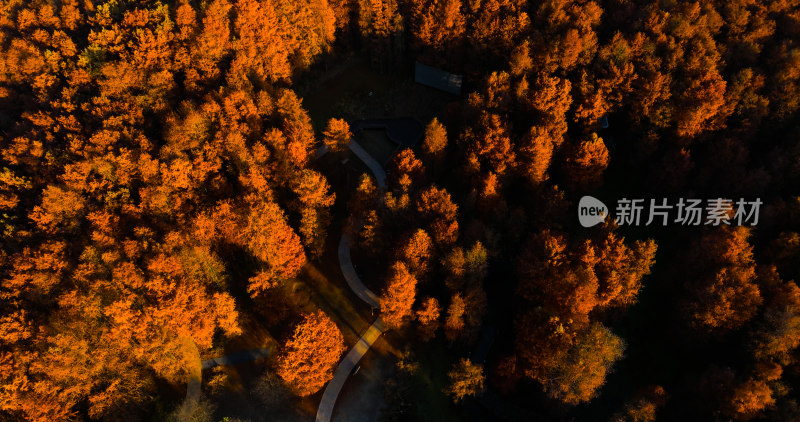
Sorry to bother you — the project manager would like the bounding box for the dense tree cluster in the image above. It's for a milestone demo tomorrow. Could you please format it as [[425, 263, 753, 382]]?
[[352, 0, 800, 419], [0, 0, 337, 419]]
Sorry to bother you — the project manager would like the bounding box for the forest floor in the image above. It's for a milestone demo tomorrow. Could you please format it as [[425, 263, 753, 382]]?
[[208, 363, 315, 422]]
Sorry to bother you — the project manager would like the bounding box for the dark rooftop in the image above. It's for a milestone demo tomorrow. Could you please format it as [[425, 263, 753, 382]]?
[[350, 117, 424, 148]]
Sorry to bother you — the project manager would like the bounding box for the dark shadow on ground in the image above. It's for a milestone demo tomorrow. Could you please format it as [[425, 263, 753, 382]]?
[[330, 340, 393, 422]]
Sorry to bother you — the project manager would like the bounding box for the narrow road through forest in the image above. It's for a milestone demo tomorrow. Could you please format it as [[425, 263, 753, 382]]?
[[315, 318, 385, 422], [315, 137, 389, 422]]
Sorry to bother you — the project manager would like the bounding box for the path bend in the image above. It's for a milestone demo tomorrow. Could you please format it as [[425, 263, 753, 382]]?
[[315, 131, 394, 422], [338, 231, 379, 308], [348, 140, 387, 191]]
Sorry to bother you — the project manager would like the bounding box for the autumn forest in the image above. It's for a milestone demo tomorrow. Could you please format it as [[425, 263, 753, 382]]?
[[1, 0, 800, 420]]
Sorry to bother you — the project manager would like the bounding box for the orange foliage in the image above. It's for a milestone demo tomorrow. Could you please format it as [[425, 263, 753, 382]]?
[[322, 118, 352, 153], [3, 0, 800, 418], [593, 235, 657, 308], [563, 133, 609, 191], [277, 311, 345, 396], [242, 199, 306, 295], [276, 90, 316, 167], [415, 296, 440, 341], [274, 0, 336, 68], [230, 0, 291, 84], [465, 112, 515, 176], [686, 226, 761, 332], [753, 273, 800, 364], [293, 169, 335, 208], [400, 228, 433, 278], [190, 0, 232, 83], [415, 186, 459, 245], [390, 148, 426, 192], [29, 186, 86, 233], [0, 0, 340, 417], [445, 292, 466, 341], [422, 117, 448, 160], [444, 359, 485, 402], [726, 378, 775, 420], [380, 261, 418, 329], [409, 0, 465, 55], [350, 173, 379, 219], [519, 125, 556, 185]]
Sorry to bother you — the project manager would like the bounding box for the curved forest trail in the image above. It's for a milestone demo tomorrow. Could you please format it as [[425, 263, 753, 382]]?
[[315, 135, 390, 422], [337, 231, 380, 308]]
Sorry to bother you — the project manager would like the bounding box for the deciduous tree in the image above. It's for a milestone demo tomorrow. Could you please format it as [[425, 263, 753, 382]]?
[[685, 227, 761, 332], [445, 292, 466, 341], [323, 118, 351, 153], [563, 133, 609, 191], [400, 229, 433, 278], [416, 186, 459, 246], [380, 261, 418, 329], [444, 359, 485, 402], [422, 117, 448, 162], [542, 323, 625, 404], [415, 296, 440, 341], [277, 311, 345, 396], [242, 199, 306, 296]]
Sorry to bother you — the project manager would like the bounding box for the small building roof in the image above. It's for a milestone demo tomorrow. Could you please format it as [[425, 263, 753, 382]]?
[[414, 61, 463, 95], [350, 118, 424, 148]]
